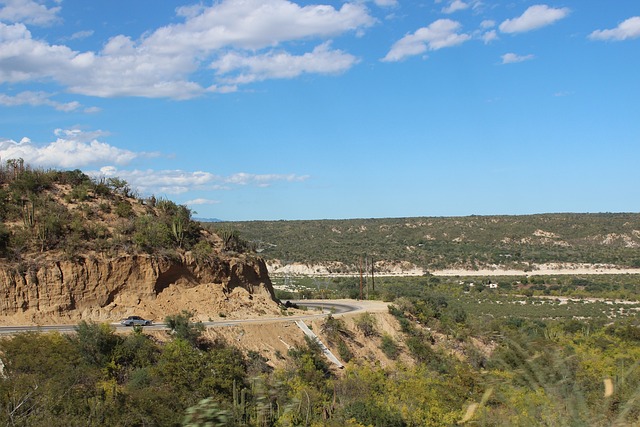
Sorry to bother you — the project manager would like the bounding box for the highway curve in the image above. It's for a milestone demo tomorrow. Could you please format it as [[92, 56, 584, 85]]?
[[0, 299, 389, 335]]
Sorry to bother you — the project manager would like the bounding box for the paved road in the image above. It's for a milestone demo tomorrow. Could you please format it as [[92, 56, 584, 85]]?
[[0, 299, 387, 335]]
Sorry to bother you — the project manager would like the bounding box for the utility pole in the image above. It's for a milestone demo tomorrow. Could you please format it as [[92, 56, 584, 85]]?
[[359, 257, 363, 300], [365, 256, 369, 300], [371, 257, 375, 292]]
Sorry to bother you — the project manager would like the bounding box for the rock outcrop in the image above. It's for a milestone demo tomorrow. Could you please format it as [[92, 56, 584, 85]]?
[[0, 253, 279, 325]]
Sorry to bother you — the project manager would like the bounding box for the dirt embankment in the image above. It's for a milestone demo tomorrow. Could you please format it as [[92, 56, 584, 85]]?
[[0, 253, 279, 325], [200, 302, 408, 371]]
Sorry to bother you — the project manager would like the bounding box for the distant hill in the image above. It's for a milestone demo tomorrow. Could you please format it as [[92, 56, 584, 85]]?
[[214, 214, 640, 273], [194, 217, 224, 223]]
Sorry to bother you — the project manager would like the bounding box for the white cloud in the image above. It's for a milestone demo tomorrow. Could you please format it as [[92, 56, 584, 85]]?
[[175, 4, 207, 19], [589, 16, 640, 41], [501, 52, 534, 64], [0, 90, 90, 111], [0, 129, 147, 168], [95, 168, 222, 195], [482, 29, 497, 44], [0, 22, 79, 84], [0, 128, 310, 197], [211, 42, 358, 84], [442, 0, 469, 14], [225, 172, 309, 187], [499, 4, 570, 34], [92, 167, 309, 195], [68, 30, 94, 41], [373, 0, 398, 7], [0, 0, 60, 26], [185, 198, 221, 206], [382, 19, 470, 62], [144, 0, 374, 53], [481, 20, 495, 29], [0, 0, 375, 99]]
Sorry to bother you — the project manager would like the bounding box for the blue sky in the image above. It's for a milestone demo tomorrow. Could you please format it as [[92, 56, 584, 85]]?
[[0, 0, 638, 220]]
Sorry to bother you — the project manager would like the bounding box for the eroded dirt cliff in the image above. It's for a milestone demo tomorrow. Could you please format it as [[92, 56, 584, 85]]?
[[0, 253, 279, 325]]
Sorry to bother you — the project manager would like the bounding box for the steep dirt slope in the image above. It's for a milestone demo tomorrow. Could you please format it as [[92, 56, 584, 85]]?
[[0, 252, 279, 325]]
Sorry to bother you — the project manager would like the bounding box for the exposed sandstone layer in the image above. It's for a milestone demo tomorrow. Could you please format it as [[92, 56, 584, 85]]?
[[0, 253, 279, 325]]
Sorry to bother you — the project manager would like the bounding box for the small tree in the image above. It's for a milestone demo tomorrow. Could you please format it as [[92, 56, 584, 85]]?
[[165, 310, 205, 347]]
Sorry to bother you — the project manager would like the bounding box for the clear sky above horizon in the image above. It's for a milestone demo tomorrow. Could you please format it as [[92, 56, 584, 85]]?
[[1, 0, 638, 221]]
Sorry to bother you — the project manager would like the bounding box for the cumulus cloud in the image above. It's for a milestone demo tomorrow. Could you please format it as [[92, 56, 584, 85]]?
[[0, 0, 375, 99], [93, 167, 310, 195], [442, 0, 469, 14], [499, 4, 570, 34], [184, 198, 221, 206], [501, 52, 535, 64], [382, 19, 470, 62], [0, 126, 310, 196], [144, 0, 373, 53], [589, 16, 640, 41], [0, 0, 60, 26], [0, 129, 149, 168], [211, 42, 358, 84], [482, 30, 497, 44], [0, 22, 79, 84], [94, 167, 222, 195]]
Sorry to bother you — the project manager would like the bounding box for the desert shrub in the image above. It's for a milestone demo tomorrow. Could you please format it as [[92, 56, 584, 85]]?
[[321, 314, 350, 345], [165, 310, 205, 348], [354, 312, 377, 337], [72, 321, 122, 367], [380, 334, 400, 360], [341, 400, 406, 427], [133, 215, 172, 252], [287, 336, 331, 387], [0, 223, 9, 256], [337, 339, 353, 363], [115, 201, 134, 218], [192, 240, 213, 262]]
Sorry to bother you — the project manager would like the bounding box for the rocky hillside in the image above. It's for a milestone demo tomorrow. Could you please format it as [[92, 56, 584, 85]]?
[[218, 214, 640, 274], [0, 162, 278, 324]]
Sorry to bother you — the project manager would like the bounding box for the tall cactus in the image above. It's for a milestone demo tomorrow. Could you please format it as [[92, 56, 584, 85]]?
[[171, 215, 185, 248], [219, 228, 238, 251], [232, 379, 248, 423], [22, 199, 35, 228]]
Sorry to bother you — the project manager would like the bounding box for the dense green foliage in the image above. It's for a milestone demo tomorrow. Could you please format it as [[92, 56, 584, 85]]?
[[217, 214, 640, 270]]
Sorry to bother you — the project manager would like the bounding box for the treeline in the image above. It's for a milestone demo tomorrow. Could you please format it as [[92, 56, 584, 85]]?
[[0, 303, 638, 426], [216, 213, 640, 271]]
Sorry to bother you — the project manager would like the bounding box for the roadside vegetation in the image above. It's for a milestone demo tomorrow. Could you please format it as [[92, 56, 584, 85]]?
[[0, 289, 638, 426]]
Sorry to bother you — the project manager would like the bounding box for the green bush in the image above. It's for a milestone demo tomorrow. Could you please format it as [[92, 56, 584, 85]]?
[[380, 333, 400, 360], [165, 310, 205, 347]]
